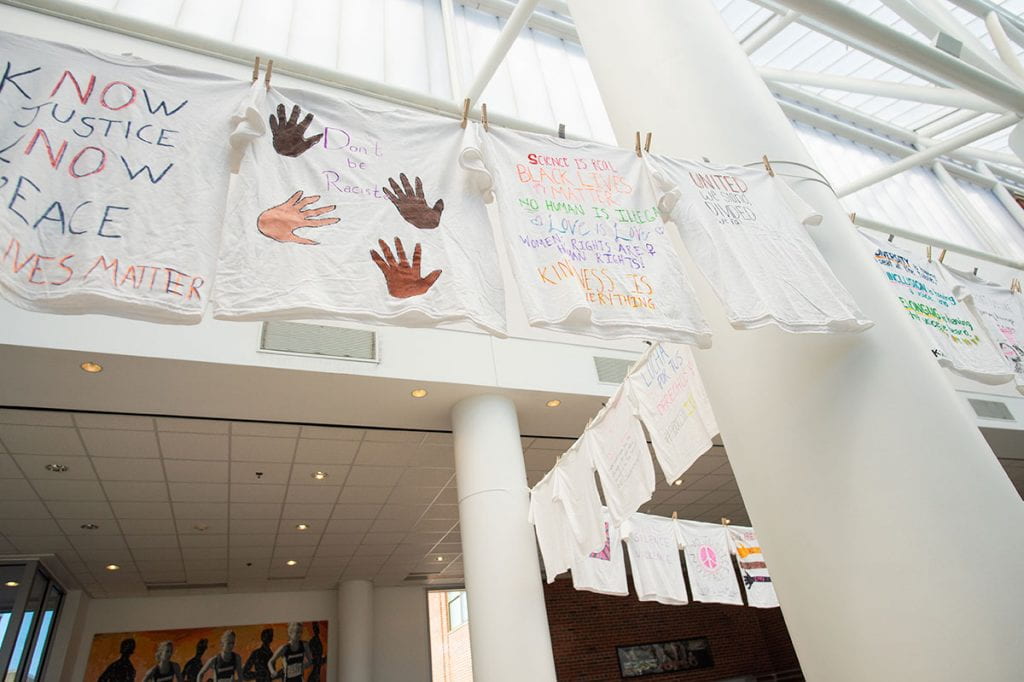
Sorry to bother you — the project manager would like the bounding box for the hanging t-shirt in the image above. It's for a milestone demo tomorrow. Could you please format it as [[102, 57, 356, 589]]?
[[529, 470, 573, 583], [461, 125, 711, 345], [550, 441, 606, 555], [650, 155, 872, 334], [213, 83, 506, 334], [675, 520, 743, 606], [624, 342, 718, 484], [862, 233, 1013, 384], [727, 525, 779, 608], [943, 265, 1024, 396], [584, 386, 657, 527], [570, 509, 628, 597], [620, 513, 688, 605], [0, 30, 249, 323]]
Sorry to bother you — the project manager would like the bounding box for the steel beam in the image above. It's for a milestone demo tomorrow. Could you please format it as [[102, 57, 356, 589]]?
[[742, 10, 799, 54], [463, 0, 542, 106], [977, 162, 1024, 232], [767, 0, 1024, 114], [932, 161, 1005, 252], [853, 214, 1024, 270]]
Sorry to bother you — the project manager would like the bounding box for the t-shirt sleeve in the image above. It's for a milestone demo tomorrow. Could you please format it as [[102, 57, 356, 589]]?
[[620, 518, 636, 541], [228, 81, 269, 172], [457, 121, 495, 203], [644, 156, 683, 219], [772, 176, 823, 226]]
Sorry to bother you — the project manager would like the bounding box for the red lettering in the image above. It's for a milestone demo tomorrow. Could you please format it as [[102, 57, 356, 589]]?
[[24, 129, 67, 169], [99, 81, 137, 111], [49, 70, 96, 103], [68, 146, 107, 178], [27, 255, 53, 285], [186, 277, 204, 301], [53, 254, 74, 286], [165, 268, 185, 296]]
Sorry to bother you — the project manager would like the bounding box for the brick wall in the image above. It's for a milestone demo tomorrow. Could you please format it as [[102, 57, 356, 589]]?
[[543, 578, 800, 681], [427, 590, 473, 682]]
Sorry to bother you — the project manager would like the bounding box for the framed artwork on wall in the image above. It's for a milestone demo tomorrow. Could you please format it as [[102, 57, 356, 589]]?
[[85, 620, 328, 682], [616, 637, 713, 678]]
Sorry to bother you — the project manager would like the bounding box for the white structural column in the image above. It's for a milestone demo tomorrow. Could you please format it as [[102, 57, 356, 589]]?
[[569, 2, 1024, 681], [451, 395, 557, 682], [338, 580, 373, 682]]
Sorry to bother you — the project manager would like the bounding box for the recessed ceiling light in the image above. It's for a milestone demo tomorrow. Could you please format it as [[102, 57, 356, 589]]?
[[193, 523, 209, 532], [295, 523, 309, 531], [545, 399, 561, 408], [673, 479, 683, 486], [410, 388, 428, 398], [80, 523, 99, 530], [45, 463, 69, 473], [435, 556, 444, 562], [311, 471, 328, 481], [105, 564, 120, 571], [80, 361, 103, 373], [4, 581, 18, 587], [286, 560, 298, 566]]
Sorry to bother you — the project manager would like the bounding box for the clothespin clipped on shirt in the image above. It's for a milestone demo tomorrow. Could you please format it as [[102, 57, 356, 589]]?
[[557, 123, 566, 139], [938, 248, 947, 263], [973, 267, 979, 276], [848, 212, 856, 224], [762, 155, 775, 177], [720, 517, 731, 527], [460, 98, 471, 129], [251, 56, 260, 83], [702, 156, 711, 163], [926, 245, 933, 262], [671, 511, 678, 520], [644, 132, 653, 154], [264, 59, 274, 91], [888, 234, 895, 243], [634, 132, 642, 158], [481, 103, 489, 133]]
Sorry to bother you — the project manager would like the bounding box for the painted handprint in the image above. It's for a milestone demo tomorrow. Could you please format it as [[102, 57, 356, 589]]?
[[269, 104, 323, 157], [383, 173, 445, 229], [257, 191, 340, 245], [370, 237, 442, 298]]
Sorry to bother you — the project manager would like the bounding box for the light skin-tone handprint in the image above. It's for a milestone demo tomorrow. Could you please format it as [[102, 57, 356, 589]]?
[[370, 237, 442, 298], [257, 191, 340, 245], [382, 173, 444, 229], [269, 104, 323, 157]]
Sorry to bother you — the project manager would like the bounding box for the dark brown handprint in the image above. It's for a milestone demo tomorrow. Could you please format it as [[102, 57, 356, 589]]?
[[370, 237, 442, 298], [269, 104, 323, 157], [383, 173, 444, 229], [258, 191, 340, 245]]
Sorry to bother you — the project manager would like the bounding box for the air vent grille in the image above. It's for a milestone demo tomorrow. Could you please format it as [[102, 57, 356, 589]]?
[[146, 582, 227, 591], [260, 322, 377, 362], [593, 356, 633, 384], [968, 398, 1015, 421], [404, 571, 442, 583]]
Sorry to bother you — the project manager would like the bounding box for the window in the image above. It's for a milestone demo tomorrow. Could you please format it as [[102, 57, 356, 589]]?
[[446, 590, 468, 631], [0, 562, 66, 682]]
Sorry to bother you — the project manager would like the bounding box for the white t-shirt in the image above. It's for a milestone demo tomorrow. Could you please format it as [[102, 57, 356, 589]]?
[[570, 509, 628, 597], [620, 513, 688, 605], [943, 265, 1024, 396], [551, 441, 606, 555], [528, 471, 573, 583], [0, 30, 248, 323], [584, 387, 657, 527], [863, 233, 1013, 384], [675, 520, 743, 606], [624, 342, 718, 484], [462, 125, 711, 345], [727, 525, 779, 608], [651, 156, 872, 334], [213, 83, 506, 334]]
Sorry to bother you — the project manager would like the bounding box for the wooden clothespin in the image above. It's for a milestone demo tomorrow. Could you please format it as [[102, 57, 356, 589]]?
[[762, 155, 774, 177], [644, 132, 652, 153], [634, 131, 642, 158], [973, 267, 979, 276], [481, 103, 489, 132], [721, 517, 731, 526], [888, 234, 895, 243], [264, 59, 274, 90], [938, 248, 947, 263], [926, 245, 933, 262], [557, 123, 566, 139], [460, 98, 470, 129], [671, 511, 678, 520], [849, 212, 856, 223], [251, 56, 260, 83]]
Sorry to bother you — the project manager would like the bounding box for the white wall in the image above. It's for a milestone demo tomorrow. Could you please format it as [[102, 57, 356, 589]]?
[[65, 590, 338, 682], [372, 587, 430, 682]]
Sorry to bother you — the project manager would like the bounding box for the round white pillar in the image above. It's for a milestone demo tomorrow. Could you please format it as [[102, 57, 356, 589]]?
[[569, 2, 1024, 680], [451, 394, 557, 682], [337, 579, 373, 682]]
